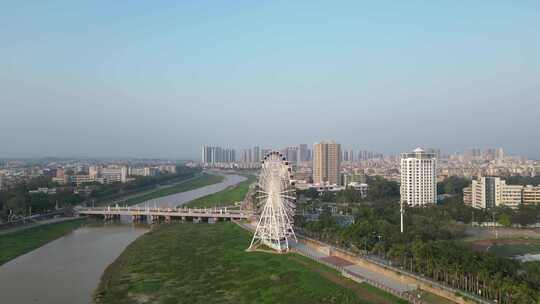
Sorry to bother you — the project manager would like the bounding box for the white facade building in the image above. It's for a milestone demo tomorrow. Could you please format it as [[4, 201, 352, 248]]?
[[470, 176, 523, 209], [400, 147, 437, 206]]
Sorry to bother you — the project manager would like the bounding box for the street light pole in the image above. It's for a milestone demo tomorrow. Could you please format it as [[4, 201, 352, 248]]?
[[400, 200, 404, 233]]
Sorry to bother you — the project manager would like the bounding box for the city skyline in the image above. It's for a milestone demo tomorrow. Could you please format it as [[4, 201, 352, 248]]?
[[1, 1, 540, 159], [2, 2, 540, 303], [0, 143, 534, 161]]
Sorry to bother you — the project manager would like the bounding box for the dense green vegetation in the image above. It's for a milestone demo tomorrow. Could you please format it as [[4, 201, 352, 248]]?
[[185, 175, 256, 208], [122, 173, 224, 206], [0, 178, 84, 220], [504, 175, 540, 186], [95, 223, 405, 304], [0, 218, 86, 265], [437, 176, 470, 195], [298, 176, 400, 204], [296, 176, 540, 303], [0, 166, 202, 220]]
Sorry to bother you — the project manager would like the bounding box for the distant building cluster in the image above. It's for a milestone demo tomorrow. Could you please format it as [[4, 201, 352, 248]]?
[[201, 146, 237, 164], [200, 144, 314, 169], [463, 177, 540, 209], [52, 164, 177, 186], [53, 166, 128, 186]]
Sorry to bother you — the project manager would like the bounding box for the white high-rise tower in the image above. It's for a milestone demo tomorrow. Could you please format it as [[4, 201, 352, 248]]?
[[400, 147, 437, 207]]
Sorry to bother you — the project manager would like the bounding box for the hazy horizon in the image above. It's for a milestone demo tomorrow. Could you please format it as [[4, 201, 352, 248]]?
[[2, 2, 539, 159]]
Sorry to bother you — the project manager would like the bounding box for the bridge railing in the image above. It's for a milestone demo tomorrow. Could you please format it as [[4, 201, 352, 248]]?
[[76, 206, 251, 216]]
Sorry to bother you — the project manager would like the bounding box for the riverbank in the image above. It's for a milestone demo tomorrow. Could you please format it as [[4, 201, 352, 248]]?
[[0, 218, 86, 265], [94, 222, 405, 304], [121, 173, 224, 206], [185, 175, 256, 208], [0, 222, 148, 304], [0, 216, 77, 236]]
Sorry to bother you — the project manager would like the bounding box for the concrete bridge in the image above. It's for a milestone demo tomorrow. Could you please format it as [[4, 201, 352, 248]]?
[[76, 206, 251, 223]]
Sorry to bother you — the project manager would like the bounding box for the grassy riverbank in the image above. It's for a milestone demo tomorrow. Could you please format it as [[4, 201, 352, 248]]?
[[185, 175, 256, 208], [0, 218, 86, 265], [95, 222, 405, 304], [122, 173, 225, 206]]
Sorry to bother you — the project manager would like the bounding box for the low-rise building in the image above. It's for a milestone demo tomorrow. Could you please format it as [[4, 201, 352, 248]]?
[[70, 174, 96, 186], [463, 186, 472, 206], [501, 184, 523, 209], [347, 182, 368, 199], [29, 187, 57, 195], [467, 177, 538, 209], [471, 177, 519, 209], [523, 185, 540, 204]]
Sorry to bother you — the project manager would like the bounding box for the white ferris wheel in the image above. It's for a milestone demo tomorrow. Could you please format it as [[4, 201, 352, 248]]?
[[249, 151, 297, 252]]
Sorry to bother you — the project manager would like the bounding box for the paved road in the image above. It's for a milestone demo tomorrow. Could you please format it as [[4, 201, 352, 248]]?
[[241, 221, 414, 293], [290, 241, 415, 293]]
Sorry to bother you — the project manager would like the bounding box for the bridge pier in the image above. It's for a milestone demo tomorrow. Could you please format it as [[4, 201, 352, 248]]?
[[209, 217, 218, 224], [193, 217, 201, 224]]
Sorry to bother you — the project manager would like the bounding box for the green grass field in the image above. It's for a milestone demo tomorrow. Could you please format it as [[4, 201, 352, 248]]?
[[185, 175, 256, 208], [95, 222, 406, 304], [488, 242, 540, 258], [123, 173, 225, 206], [0, 219, 86, 265]]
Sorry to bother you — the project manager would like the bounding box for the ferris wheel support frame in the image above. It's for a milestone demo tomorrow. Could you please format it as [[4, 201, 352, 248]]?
[[249, 151, 297, 253]]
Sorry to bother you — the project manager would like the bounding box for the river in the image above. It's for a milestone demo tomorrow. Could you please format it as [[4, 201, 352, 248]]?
[[136, 173, 246, 208], [0, 173, 248, 304], [0, 223, 148, 304]]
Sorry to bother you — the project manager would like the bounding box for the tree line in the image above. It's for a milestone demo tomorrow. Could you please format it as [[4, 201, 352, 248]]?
[[0, 166, 201, 221], [295, 176, 540, 303]]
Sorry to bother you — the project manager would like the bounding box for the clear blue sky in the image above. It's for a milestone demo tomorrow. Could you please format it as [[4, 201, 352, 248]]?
[[1, 1, 539, 159]]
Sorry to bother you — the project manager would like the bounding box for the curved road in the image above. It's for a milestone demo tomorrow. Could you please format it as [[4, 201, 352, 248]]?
[[136, 173, 247, 208]]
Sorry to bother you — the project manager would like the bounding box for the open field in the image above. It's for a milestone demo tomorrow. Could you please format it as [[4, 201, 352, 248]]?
[[95, 222, 406, 304], [472, 239, 540, 258], [467, 237, 540, 260], [490, 242, 540, 258], [123, 173, 224, 206], [463, 226, 540, 242], [418, 290, 456, 304], [0, 218, 86, 265], [185, 175, 256, 208]]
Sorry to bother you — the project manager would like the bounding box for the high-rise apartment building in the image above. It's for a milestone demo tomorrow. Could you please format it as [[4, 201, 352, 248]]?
[[201, 146, 236, 164], [285, 146, 299, 164], [298, 144, 309, 162], [313, 141, 341, 185], [253, 146, 261, 163], [261, 149, 272, 159], [400, 147, 437, 206]]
